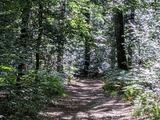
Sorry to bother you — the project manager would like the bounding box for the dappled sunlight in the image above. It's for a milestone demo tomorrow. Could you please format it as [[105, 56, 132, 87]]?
[[1, 0, 159, 119], [61, 116, 74, 120], [40, 111, 64, 117], [92, 100, 130, 110], [40, 79, 136, 120], [87, 103, 132, 119], [76, 112, 89, 118]]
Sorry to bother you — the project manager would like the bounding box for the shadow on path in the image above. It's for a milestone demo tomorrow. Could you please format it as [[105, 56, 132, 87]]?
[[39, 79, 144, 120]]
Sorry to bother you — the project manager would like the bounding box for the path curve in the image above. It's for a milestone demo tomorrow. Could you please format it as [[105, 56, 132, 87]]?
[[40, 79, 137, 120]]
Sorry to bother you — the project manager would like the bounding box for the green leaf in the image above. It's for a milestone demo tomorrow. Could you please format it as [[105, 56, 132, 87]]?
[[0, 65, 13, 71]]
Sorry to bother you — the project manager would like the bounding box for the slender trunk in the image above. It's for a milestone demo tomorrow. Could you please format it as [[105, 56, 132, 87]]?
[[127, 9, 135, 66], [35, 3, 43, 82], [57, 45, 64, 72], [56, 0, 66, 73], [84, 38, 90, 76], [110, 41, 116, 69], [114, 9, 128, 70], [17, 3, 30, 82], [83, 11, 91, 76]]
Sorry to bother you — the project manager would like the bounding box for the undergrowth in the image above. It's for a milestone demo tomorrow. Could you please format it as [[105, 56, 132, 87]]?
[[0, 67, 66, 120], [102, 65, 160, 120]]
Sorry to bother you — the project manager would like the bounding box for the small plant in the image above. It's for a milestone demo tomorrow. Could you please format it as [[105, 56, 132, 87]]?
[[123, 82, 144, 102], [38, 71, 66, 97], [102, 80, 126, 96]]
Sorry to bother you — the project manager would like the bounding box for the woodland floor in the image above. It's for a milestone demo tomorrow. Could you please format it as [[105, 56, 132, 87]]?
[[40, 78, 147, 120]]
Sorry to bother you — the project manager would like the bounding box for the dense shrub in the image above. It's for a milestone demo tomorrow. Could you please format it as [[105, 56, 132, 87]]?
[[38, 71, 65, 97], [103, 66, 160, 120], [133, 89, 160, 120], [123, 68, 160, 120], [0, 69, 65, 120], [102, 80, 126, 97], [102, 69, 130, 97]]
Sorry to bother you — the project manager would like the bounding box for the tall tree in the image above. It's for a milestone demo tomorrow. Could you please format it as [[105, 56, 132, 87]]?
[[83, 11, 91, 76], [56, 0, 66, 73], [114, 8, 128, 70], [17, 1, 31, 82], [35, 3, 43, 81], [127, 9, 135, 66], [125, 0, 136, 66]]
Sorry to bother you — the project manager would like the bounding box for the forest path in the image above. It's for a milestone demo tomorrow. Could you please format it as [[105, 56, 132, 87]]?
[[40, 78, 136, 120]]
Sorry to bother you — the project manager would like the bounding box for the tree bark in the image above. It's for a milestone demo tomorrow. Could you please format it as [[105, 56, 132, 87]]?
[[56, 0, 66, 73], [127, 9, 135, 66], [35, 3, 43, 82], [17, 2, 30, 82], [110, 41, 116, 69], [114, 9, 128, 70], [83, 11, 91, 76], [84, 38, 90, 76]]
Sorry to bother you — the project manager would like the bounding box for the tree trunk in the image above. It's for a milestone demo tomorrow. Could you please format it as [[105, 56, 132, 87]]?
[[110, 41, 116, 69], [35, 3, 43, 82], [84, 38, 90, 76], [114, 9, 128, 70], [128, 9, 135, 66], [83, 11, 91, 76], [57, 41, 64, 72], [17, 2, 30, 82], [56, 0, 66, 73]]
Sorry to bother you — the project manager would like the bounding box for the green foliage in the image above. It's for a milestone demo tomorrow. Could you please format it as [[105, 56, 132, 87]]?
[[122, 67, 160, 120], [133, 90, 160, 120], [0, 65, 16, 84], [1, 0, 160, 119], [0, 71, 65, 119], [0, 91, 45, 120], [0, 65, 13, 71], [38, 71, 65, 97], [102, 80, 126, 96], [102, 69, 135, 97], [123, 82, 143, 102]]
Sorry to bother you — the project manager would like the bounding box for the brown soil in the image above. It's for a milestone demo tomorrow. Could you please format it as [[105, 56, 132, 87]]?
[[40, 78, 146, 120]]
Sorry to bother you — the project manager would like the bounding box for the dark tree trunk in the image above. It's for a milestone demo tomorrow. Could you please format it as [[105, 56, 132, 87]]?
[[114, 9, 128, 70], [84, 38, 90, 76], [17, 63, 25, 82], [83, 12, 91, 76], [110, 41, 116, 69], [17, 3, 30, 82], [124, 0, 136, 67], [56, 0, 66, 73], [127, 9, 135, 66], [35, 3, 43, 82], [56, 40, 64, 73]]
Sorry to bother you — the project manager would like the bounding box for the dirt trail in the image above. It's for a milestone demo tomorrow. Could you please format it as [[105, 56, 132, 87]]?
[[40, 79, 137, 120]]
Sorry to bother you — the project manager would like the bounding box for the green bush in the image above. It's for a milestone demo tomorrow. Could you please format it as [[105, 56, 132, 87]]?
[[123, 79, 160, 120], [0, 84, 45, 120], [0, 70, 66, 120], [133, 90, 160, 120], [123, 82, 144, 102], [102, 80, 126, 96], [38, 71, 66, 97]]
